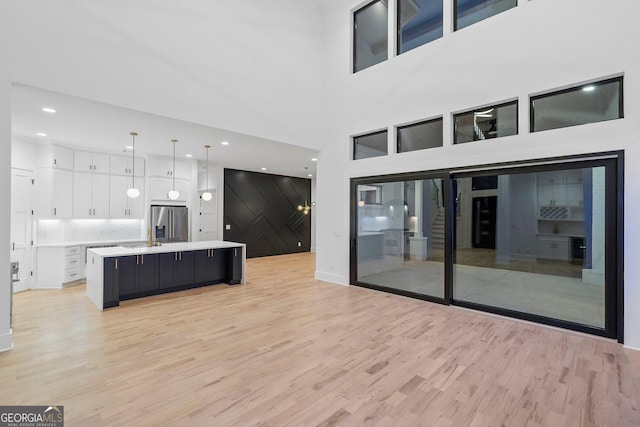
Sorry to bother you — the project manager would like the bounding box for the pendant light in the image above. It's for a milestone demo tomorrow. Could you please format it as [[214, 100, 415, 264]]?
[[202, 144, 213, 201], [167, 139, 180, 200], [126, 132, 140, 199]]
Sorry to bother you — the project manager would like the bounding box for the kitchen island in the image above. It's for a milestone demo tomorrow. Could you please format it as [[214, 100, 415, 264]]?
[[86, 240, 246, 310]]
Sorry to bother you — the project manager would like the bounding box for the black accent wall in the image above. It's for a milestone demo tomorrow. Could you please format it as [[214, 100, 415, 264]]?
[[223, 169, 312, 258]]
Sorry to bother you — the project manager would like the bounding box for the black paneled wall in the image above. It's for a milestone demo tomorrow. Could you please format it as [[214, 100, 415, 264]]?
[[223, 169, 312, 258]]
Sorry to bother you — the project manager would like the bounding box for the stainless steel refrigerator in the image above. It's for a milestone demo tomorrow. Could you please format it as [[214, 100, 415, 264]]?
[[150, 205, 189, 243]]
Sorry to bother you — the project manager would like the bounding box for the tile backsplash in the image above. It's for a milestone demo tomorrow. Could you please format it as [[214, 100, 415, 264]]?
[[37, 219, 144, 244]]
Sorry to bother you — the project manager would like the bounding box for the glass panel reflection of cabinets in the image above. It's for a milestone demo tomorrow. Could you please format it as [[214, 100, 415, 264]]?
[[537, 171, 583, 207]]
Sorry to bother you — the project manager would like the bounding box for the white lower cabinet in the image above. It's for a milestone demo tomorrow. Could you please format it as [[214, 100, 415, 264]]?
[[109, 175, 145, 218], [36, 245, 85, 288], [537, 236, 569, 261]]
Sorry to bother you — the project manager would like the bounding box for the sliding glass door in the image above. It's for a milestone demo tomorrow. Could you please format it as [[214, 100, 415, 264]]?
[[451, 160, 618, 335], [353, 177, 447, 301], [351, 155, 622, 340]]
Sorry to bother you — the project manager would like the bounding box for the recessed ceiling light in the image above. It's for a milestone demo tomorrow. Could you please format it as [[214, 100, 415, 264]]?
[[126, 145, 134, 150], [185, 154, 193, 158], [311, 157, 318, 162], [582, 85, 596, 92], [36, 132, 47, 137], [42, 107, 56, 113], [307, 174, 313, 177], [221, 141, 230, 146], [261, 167, 267, 171]]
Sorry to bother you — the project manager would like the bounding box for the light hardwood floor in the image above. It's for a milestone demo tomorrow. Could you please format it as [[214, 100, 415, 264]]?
[[1, 253, 639, 426]]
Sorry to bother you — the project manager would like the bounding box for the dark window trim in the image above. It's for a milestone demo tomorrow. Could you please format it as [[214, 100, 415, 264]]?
[[529, 76, 624, 133], [353, 0, 387, 74], [349, 150, 624, 342], [453, 0, 518, 32], [453, 99, 518, 145], [353, 129, 389, 160], [396, 116, 443, 154], [397, 0, 443, 55], [350, 171, 451, 304]]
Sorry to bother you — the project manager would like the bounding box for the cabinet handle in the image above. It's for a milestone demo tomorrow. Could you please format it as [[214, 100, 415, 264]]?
[[136, 255, 139, 265], [93, 209, 96, 215], [53, 159, 57, 166], [179, 252, 182, 261], [53, 208, 57, 216], [175, 252, 178, 261], [115, 259, 118, 270], [89, 208, 92, 215], [141, 255, 144, 265]]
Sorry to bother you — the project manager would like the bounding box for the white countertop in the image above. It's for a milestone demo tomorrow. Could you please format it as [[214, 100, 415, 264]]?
[[87, 240, 245, 258]]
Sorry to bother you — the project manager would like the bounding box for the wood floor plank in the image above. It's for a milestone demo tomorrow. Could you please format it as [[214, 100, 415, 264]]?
[[0, 252, 638, 426]]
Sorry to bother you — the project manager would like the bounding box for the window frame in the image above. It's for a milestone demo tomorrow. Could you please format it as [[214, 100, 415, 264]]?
[[353, 0, 389, 74], [453, 0, 518, 32], [353, 129, 389, 160], [453, 99, 519, 145], [397, 0, 444, 55], [529, 76, 624, 133], [396, 116, 444, 153]]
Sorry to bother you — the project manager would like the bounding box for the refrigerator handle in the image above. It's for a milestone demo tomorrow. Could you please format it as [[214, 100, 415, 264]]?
[[170, 210, 174, 240]]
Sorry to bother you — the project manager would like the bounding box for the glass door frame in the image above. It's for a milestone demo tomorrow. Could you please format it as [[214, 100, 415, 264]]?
[[350, 171, 452, 305], [349, 151, 624, 342]]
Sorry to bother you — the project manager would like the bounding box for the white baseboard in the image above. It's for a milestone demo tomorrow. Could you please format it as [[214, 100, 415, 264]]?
[[314, 271, 348, 286], [0, 330, 13, 353]]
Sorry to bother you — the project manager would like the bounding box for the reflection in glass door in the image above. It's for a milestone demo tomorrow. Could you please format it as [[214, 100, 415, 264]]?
[[453, 165, 611, 330], [355, 179, 445, 300]]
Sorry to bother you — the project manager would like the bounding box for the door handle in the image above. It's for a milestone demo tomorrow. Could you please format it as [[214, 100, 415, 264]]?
[[115, 259, 118, 270], [12, 242, 15, 251]]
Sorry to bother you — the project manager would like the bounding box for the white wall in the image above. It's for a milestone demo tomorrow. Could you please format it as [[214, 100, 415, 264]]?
[[1, 0, 13, 351], [8, 0, 324, 150], [316, 0, 640, 348]]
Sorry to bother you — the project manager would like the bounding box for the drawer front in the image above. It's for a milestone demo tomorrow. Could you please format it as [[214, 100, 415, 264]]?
[[65, 254, 82, 268], [65, 246, 82, 256], [64, 267, 83, 283]]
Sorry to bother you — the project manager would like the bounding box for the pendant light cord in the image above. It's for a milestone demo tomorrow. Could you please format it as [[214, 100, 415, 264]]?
[[130, 132, 137, 187], [172, 139, 177, 190]]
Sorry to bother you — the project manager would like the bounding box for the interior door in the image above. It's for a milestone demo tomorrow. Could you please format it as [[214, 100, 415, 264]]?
[[11, 169, 34, 292]]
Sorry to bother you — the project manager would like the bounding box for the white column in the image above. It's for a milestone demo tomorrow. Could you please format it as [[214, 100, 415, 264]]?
[[0, 0, 13, 352]]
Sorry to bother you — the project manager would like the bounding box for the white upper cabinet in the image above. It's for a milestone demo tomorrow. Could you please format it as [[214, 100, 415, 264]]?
[[148, 178, 190, 202], [110, 154, 145, 177], [147, 156, 191, 180], [37, 143, 73, 170], [109, 175, 145, 218], [73, 172, 110, 218], [36, 168, 74, 218], [74, 151, 110, 173]]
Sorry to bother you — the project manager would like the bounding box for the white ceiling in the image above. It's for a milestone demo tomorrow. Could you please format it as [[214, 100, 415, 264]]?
[[11, 83, 319, 178]]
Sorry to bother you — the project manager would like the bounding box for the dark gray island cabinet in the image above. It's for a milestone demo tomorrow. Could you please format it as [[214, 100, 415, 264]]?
[[88, 241, 246, 310]]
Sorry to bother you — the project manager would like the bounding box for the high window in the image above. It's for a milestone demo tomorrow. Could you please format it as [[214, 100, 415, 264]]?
[[398, 0, 443, 54], [397, 118, 443, 153], [454, 0, 517, 31], [453, 101, 518, 144], [531, 77, 624, 133], [353, 0, 389, 73], [353, 130, 388, 160]]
